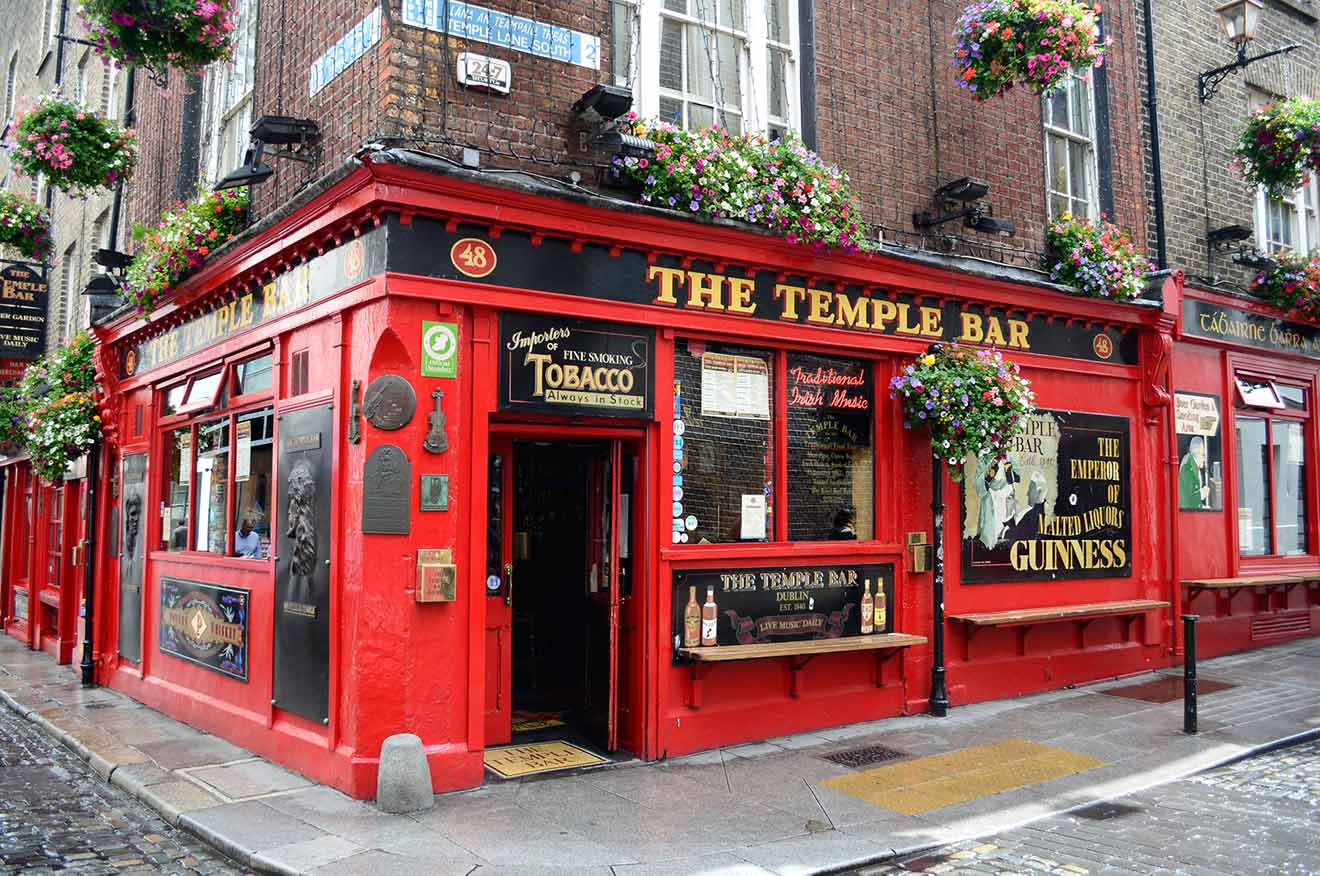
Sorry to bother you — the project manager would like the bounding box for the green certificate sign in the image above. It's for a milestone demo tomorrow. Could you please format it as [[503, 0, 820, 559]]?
[[422, 321, 458, 378]]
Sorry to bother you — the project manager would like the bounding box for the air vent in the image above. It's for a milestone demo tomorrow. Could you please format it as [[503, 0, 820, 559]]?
[[1251, 612, 1311, 641]]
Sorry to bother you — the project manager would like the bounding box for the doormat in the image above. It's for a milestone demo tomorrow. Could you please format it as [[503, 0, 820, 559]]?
[[510, 710, 566, 732], [1100, 676, 1235, 703], [820, 738, 1106, 815], [484, 741, 609, 779]]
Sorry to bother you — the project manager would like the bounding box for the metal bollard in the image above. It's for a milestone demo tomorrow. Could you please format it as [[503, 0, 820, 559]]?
[[1183, 614, 1199, 735]]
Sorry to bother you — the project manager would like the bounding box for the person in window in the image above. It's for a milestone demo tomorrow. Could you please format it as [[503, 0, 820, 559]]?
[[170, 519, 188, 549], [234, 517, 261, 558], [1179, 436, 1209, 510], [829, 507, 858, 540]]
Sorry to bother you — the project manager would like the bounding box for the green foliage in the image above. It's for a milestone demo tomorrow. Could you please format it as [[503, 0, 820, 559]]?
[[0, 191, 53, 261], [13, 333, 102, 483], [81, 0, 237, 72], [125, 188, 248, 314], [10, 94, 138, 196], [1234, 97, 1320, 198], [1044, 213, 1149, 301]]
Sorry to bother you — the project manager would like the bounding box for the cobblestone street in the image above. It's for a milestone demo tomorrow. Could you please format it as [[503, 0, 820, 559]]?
[[0, 705, 246, 875], [857, 738, 1320, 876]]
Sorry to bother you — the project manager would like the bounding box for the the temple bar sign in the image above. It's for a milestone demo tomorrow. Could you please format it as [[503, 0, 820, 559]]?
[[0, 264, 48, 359]]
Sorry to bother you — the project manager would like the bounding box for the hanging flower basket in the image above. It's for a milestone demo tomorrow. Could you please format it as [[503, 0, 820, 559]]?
[[616, 117, 874, 254], [1252, 251, 1320, 322], [81, 0, 237, 72], [1044, 213, 1150, 301], [16, 333, 102, 483], [890, 344, 1036, 480], [0, 191, 53, 261], [1234, 96, 1320, 198], [9, 95, 138, 196], [124, 188, 248, 314], [952, 0, 1105, 101]]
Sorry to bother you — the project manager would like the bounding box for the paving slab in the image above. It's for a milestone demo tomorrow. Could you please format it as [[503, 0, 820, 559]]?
[[180, 800, 326, 860], [188, 758, 314, 799]]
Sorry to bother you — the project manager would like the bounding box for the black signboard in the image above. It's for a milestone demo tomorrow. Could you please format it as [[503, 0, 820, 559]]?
[[498, 312, 655, 418], [120, 228, 386, 378], [961, 410, 1132, 583], [1183, 298, 1320, 359], [786, 353, 873, 541], [159, 577, 250, 681], [0, 264, 48, 359], [362, 444, 411, 534], [671, 563, 894, 663], [273, 404, 333, 723], [118, 453, 146, 662], [391, 217, 1137, 366]]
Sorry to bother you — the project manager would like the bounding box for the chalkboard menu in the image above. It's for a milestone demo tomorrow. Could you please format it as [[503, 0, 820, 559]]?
[[960, 409, 1131, 583], [786, 353, 873, 541], [671, 562, 894, 662]]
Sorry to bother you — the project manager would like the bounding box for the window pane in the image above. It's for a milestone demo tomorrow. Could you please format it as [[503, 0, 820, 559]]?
[[767, 0, 788, 42], [659, 95, 683, 125], [1069, 140, 1091, 206], [720, 0, 745, 28], [787, 354, 874, 541], [1069, 76, 1091, 137], [164, 383, 188, 417], [1278, 384, 1306, 411], [686, 26, 715, 101], [1236, 416, 1271, 556], [232, 408, 273, 559], [612, 1, 635, 84], [673, 339, 773, 544], [659, 18, 683, 90], [768, 47, 787, 120], [716, 31, 742, 106], [234, 354, 273, 395], [1236, 377, 1283, 409], [1048, 134, 1069, 195], [663, 0, 685, 11], [162, 428, 191, 551], [1274, 421, 1307, 556], [1046, 87, 1067, 129], [688, 102, 715, 128], [1050, 193, 1069, 218], [183, 369, 223, 410], [193, 418, 230, 554]]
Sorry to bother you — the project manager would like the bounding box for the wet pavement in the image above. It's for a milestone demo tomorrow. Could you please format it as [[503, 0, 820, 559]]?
[[0, 694, 247, 875], [855, 738, 1320, 875]]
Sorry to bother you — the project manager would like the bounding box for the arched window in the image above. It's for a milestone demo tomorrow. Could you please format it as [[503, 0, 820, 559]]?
[[4, 53, 16, 121]]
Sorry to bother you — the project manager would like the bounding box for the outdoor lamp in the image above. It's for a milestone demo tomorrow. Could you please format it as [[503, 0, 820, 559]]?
[[214, 116, 320, 191], [572, 84, 633, 122], [913, 178, 1015, 238], [1215, 0, 1261, 47], [1207, 224, 1254, 252], [214, 142, 275, 191]]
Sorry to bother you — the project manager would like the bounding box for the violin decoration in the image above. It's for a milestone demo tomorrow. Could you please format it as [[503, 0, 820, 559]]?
[[423, 389, 449, 454]]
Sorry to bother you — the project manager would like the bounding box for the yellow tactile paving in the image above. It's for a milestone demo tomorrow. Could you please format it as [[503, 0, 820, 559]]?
[[820, 738, 1107, 815]]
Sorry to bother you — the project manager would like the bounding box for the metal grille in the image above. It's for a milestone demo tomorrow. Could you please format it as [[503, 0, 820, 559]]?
[[1251, 612, 1312, 641], [821, 743, 907, 768]]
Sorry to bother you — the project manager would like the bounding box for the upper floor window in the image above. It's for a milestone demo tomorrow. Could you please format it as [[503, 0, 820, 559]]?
[[202, 0, 257, 183], [1043, 72, 1098, 219], [1250, 91, 1318, 256], [4, 53, 16, 122], [43, 0, 60, 53], [613, 0, 798, 136]]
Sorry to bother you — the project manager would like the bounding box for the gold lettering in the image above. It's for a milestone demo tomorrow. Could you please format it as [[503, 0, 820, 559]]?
[[835, 293, 869, 329], [686, 271, 726, 310], [807, 289, 834, 325], [895, 303, 921, 335], [872, 299, 898, 332], [1008, 318, 1030, 350], [960, 312, 984, 344], [920, 305, 943, 338], [727, 276, 757, 314], [775, 284, 807, 321], [647, 266, 685, 305], [526, 352, 552, 396]]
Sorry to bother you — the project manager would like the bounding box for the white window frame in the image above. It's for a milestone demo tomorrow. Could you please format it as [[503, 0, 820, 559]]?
[[43, 0, 60, 53], [1250, 91, 1319, 256], [4, 53, 17, 122], [75, 53, 89, 106], [60, 243, 78, 341], [103, 61, 119, 120], [614, 0, 801, 136], [1042, 71, 1099, 219], [200, 0, 256, 184]]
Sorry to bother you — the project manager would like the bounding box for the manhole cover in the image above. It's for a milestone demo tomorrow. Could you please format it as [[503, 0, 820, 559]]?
[[1101, 676, 1235, 703], [821, 744, 907, 768], [1071, 800, 1145, 820]]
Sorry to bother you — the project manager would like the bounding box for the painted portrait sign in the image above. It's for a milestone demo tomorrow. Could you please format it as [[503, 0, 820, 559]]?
[[1174, 392, 1223, 512], [961, 410, 1132, 583]]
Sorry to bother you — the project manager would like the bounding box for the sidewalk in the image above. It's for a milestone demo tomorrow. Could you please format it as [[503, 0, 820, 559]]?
[[2, 637, 1317, 876]]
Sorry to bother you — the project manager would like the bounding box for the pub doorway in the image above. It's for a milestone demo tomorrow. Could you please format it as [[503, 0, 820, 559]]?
[[484, 432, 644, 762]]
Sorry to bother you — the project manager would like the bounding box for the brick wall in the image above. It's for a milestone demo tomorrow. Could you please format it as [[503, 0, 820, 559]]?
[[1145, 0, 1319, 287]]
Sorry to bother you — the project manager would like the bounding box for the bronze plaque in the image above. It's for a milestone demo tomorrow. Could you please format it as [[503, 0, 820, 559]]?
[[363, 444, 411, 534], [416, 548, 457, 602], [118, 453, 147, 662], [362, 374, 416, 431], [420, 474, 448, 511]]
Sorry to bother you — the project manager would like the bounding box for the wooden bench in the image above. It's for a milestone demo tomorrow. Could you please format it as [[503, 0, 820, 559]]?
[[949, 599, 1168, 660], [676, 633, 927, 708], [1182, 574, 1320, 616]]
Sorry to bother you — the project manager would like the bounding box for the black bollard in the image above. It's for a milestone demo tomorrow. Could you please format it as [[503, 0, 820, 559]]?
[[1182, 614, 1199, 734]]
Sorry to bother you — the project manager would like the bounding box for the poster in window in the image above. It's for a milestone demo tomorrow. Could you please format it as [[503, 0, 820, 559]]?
[[1174, 392, 1222, 511], [700, 352, 769, 419], [786, 354, 873, 540], [960, 410, 1132, 583], [235, 420, 252, 482]]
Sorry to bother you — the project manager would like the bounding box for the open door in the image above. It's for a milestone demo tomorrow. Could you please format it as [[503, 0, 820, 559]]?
[[483, 439, 514, 745], [584, 442, 622, 751]]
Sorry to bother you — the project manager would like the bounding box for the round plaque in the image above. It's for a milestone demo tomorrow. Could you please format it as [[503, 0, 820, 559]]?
[[362, 374, 417, 431]]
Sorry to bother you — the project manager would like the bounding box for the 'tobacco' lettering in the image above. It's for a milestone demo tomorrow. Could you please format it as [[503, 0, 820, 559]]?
[[524, 352, 635, 396]]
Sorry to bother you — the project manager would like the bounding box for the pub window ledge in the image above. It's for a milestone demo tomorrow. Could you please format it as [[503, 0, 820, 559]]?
[[147, 550, 274, 571], [659, 540, 903, 562]]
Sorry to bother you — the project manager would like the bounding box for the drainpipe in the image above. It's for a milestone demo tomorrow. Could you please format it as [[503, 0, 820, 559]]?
[[1141, 0, 1168, 269], [79, 440, 99, 686]]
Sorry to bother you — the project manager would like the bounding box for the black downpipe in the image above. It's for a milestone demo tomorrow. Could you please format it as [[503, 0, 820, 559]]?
[[54, 0, 68, 85], [79, 442, 100, 686], [1141, 0, 1169, 269], [175, 73, 205, 201], [797, 0, 818, 150]]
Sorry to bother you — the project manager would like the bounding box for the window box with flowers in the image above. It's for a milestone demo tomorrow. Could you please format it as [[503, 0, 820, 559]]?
[[0, 191, 53, 261], [16, 333, 101, 483], [953, 0, 1105, 101], [890, 345, 1036, 480], [8, 95, 138, 196], [1044, 213, 1149, 302], [1235, 96, 1320, 200], [125, 188, 248, 315], [616, 118, 874, 254], [1252, 251, 1320, 323], [81, 0, 237, 73]]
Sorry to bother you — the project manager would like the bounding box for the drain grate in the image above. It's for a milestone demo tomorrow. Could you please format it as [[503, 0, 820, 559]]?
[[1071, 800, 1145, 821], [821, 743, 907, 768]]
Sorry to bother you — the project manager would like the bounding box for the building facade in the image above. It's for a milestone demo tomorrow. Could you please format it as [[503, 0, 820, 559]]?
[[0, 0, 1314, 800]]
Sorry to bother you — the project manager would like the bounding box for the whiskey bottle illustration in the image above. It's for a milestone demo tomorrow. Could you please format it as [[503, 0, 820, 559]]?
[[860, 580, 874, 635], [874, 581, 887, 633], [700, 585, 718, 646], [683, 585, 701, 648]]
